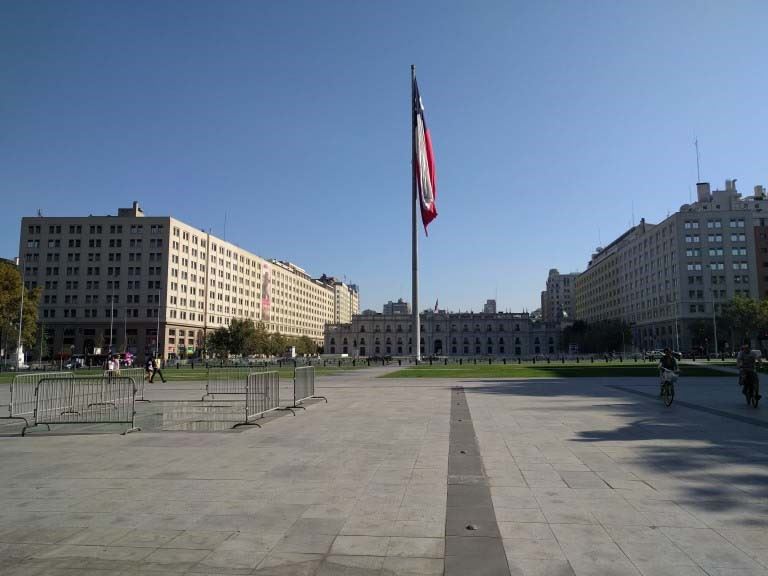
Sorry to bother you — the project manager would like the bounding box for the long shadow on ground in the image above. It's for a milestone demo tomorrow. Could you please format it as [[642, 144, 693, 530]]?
[[465, 378, 768, 523]]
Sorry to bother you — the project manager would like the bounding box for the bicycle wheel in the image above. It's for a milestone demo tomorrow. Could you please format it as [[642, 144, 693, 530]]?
[[662, 382, 674, 406]]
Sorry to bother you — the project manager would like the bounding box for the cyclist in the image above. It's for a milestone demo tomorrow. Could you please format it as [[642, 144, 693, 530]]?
[[736, 344, 762, 402], [658, 348, 679, 396]]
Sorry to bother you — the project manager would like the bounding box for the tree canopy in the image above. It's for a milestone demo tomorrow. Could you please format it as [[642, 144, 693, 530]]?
[[202, 319, 318, 358], [0, 261, 40, 355]]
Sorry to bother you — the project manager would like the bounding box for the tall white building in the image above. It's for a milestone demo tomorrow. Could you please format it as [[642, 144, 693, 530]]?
[[575, 180, 767, 351], [19, 203, 359, 359], [540, 269, 578, 323]]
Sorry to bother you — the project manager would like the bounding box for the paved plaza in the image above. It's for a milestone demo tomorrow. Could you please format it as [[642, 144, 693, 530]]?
[[1, 367, 768, 575]]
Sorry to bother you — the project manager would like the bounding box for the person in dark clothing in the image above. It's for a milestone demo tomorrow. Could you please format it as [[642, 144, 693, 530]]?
[[149, 355, 167, 383], [658, 348, 679, 396], [737, 344, 761, 401]]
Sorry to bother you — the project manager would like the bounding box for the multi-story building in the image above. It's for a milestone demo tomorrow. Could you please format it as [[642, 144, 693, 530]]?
[[541, 269, 578, 322], [383, 299, 411, 315], [574, 180, 767, 351], [19, 203, 357, 359], [316, 275, 359, 324], [325, 310, 560, 357], [483, 299, 497, 314]]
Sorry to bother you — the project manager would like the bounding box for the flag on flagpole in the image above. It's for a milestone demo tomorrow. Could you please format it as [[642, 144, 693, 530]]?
[[413, 77, 437, 233], [434, 299, 439, 313]]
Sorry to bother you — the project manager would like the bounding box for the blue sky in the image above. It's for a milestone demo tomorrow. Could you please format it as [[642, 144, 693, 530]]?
[[2, 0, 767, 312]]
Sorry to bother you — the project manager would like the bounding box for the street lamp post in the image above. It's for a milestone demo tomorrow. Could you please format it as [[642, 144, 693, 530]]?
[[16, 259, 24, 368]]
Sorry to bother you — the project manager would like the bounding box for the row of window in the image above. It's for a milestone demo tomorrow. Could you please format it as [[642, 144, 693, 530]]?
[[684, 219, 745, 229], [685, 247, 748, 257], [684, 234, 747, 243]]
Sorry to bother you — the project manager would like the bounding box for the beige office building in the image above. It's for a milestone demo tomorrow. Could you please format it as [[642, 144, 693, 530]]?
[[19, 203, 359, 359], [540, 269, 578, 323], [574, 180, 767, 351]]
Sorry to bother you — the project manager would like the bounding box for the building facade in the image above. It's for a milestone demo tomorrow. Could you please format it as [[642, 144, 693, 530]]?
[[382, 299, 411, 315], [574, 180, 767, 352], [325, 310, 560, 357], [19, 203, 358, 360], [540, 269, 578, 322]]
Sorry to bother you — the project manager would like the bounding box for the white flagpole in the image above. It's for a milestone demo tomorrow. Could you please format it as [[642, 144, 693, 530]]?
[[411, 65, 420, 363]]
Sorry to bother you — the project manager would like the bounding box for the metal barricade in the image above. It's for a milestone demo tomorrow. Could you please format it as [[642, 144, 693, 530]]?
[[203, 367, 265, 400], [104, 368, 149, 402], [31, 376, 139, 436], [289, 366, 327, 409], [234, 371, 281, 428], [2, 371, 74, 431]]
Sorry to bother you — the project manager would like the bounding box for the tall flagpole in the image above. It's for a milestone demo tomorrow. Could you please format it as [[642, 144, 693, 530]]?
[[411, 65, 420, 363]]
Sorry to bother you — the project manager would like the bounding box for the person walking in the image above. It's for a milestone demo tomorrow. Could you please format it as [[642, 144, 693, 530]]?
[[150, 355, 166, 383], [145, 355, 154, 382]]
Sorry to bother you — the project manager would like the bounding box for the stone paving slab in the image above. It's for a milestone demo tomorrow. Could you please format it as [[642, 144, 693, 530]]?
[[1, 369, 768, 574]]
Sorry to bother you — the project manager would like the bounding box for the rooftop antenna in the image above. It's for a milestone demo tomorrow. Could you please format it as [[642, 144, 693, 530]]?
[[223, 211, 228, 241], [694, 137, 701, 182], [598, 226, 602, 246], [37, 209, 42, 217]]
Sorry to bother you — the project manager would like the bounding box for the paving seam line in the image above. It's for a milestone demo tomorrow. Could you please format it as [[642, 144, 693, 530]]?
[[444, 386, 511, 576]]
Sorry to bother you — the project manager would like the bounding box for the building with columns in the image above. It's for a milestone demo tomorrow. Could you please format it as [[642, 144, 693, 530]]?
[[324, 309, 560, 357]]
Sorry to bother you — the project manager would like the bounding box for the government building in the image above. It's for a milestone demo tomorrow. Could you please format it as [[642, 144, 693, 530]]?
[[574, 180, 768, 352], [324, 304, 560, 357], [19, 203, 359, 360]]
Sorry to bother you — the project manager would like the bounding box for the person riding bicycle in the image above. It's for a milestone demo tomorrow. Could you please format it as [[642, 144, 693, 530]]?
[[736, 344, 762, 402], [658, 348, 679, 395]]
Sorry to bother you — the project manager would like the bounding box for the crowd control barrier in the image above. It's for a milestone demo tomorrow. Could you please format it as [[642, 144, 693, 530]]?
[[104, 368, 149, 402], [28, 376, 139, 436], [234, 371, 281, 428], [203, 366, 266, 401], [288, 366, 326, 410], [1, 371, 74, 431]]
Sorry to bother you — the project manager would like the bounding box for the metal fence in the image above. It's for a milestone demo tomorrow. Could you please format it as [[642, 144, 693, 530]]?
[[203, 366, 267, 400], [289, 366, 326, 409], [32, 376, 139, 435], [104, 368, 149, 402], [234, 371, 281, 428], [1, 371, 74, 431]]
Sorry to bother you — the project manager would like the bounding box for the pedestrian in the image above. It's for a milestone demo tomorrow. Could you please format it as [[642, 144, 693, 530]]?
[[150, 355, 166, 383], [145, 355, 154, 382]]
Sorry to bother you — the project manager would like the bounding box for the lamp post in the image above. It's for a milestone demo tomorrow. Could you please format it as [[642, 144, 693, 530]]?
[[16, 258, 24, 368]]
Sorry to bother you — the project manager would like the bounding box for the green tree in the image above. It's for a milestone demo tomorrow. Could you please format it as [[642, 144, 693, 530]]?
[[721, 296, 762, 345], [268, 332, 287, 357], [206, 328, 230, 358], [296, 335, 317, 356], [560, 319, 631, 353], [253, 322, 270, 356], [0, 261, 40, 358], [228, 318, 259, 356]]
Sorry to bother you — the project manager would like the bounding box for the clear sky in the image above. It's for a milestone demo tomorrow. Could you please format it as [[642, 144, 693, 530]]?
[[2, 1, 767, 313]]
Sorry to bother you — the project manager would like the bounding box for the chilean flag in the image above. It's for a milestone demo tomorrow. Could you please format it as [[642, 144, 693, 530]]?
[[413, 78, 437, 234]]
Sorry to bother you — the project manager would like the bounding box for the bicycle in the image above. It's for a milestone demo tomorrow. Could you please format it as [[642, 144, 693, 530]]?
[[659, 367, 677, 407], [740, 370, 761, 408]]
